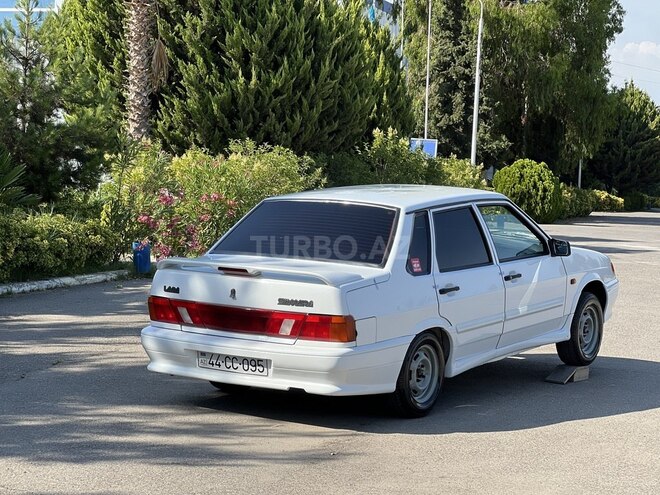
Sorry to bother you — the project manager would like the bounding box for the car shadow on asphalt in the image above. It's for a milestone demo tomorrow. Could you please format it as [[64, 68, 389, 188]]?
[[1, 353, 658, 466], [190, 353, 660, 434]]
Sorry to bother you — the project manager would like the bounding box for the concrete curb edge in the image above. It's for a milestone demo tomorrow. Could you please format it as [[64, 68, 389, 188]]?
[[0, 270, 131, 296]]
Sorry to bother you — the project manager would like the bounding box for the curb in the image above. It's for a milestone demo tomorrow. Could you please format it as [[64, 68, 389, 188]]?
[[0, 270, 130, 296]]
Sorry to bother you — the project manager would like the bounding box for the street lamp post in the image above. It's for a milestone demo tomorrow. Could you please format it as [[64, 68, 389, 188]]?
[[424, 0, 432, 139], [470, 0, 484, 166]]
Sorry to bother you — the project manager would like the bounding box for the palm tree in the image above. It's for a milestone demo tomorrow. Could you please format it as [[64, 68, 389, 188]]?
[[125, 0, 167, 141], [0, 151, 39, 209]]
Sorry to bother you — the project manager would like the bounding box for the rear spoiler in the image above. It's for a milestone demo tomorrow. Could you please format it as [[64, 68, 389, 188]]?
[[157, 257, 364, 287]]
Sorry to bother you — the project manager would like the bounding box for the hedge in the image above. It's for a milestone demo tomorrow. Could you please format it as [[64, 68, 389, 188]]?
[[0, 212, 119, 283], [559, 184, 595, 219], [590, 190, 624, 212]]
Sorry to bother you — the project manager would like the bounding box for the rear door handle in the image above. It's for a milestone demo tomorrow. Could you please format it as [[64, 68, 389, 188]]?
[[504, 273, 522, 282], [438, 286, 460, 295]]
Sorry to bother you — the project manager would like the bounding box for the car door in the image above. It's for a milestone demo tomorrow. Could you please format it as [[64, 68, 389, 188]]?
[[476, 204, 567, 348], [431, 206, 505, 362]]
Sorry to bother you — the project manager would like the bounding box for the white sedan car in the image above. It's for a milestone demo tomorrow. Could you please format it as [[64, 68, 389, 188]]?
[[141, 185, 618, 417]]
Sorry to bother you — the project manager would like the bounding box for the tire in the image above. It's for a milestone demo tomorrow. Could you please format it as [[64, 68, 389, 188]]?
[[391, 332, 445, 418], [556, 292, 603, 366], [209, 382, 249, 394]]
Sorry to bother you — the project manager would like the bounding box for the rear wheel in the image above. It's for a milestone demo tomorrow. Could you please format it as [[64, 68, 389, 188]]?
[[391, 332, 445, 418], [209, 382, 249, 394], [556, 292, 603, 366]]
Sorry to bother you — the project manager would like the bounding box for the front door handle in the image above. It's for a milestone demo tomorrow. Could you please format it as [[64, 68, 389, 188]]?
[[504, 272, 522, 282], [438, 285, 460, 295]]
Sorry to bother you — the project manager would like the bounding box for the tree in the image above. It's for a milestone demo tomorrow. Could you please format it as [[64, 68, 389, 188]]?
[[588, 83, 660, 194], [0, 0, 107, 200], [404, 0, 477, 156], [402, 0, 509, 164], [155, 0, 413, 154], [363, 16, 415, 136], [44, 0, 126, 146], [482, 0, 623, 174], [126, 0, 156, 140]]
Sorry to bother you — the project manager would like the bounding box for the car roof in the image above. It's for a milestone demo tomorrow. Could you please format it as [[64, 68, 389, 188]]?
[[270, 185, 507, 213]]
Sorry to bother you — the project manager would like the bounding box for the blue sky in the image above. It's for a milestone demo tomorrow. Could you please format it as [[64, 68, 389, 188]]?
[[608, 0, 660, 103]]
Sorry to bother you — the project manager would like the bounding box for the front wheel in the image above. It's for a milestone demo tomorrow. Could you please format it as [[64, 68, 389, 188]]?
[[556, 292, 603, 366], [391, 332, 445, 418]]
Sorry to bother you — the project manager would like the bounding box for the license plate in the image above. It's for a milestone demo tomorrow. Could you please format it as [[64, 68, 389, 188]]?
[[197, 351, 269, 376]]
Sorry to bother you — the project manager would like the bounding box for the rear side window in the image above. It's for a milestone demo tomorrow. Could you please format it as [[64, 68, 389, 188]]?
[[212, 200, 397, 266], [433, 207, 492, 272], [407, 212, 431, 276]]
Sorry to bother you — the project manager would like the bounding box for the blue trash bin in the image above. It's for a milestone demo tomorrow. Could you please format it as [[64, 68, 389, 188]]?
[[132, 241, 151, 274]]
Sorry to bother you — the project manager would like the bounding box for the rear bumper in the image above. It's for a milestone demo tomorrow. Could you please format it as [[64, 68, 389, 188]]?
[[140, 325, 410, 396]]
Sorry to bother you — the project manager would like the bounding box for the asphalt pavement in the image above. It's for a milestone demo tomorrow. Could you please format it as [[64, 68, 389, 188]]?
[[0, 212, 658, 494]]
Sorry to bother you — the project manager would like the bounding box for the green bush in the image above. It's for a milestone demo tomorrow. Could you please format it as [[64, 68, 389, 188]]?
[[138, 140, 325, 259], [50, 188, 105, 220], [366, 129, 428, 184], [623, 191, 647, 211], [0, 213, 23, 281], [559, 184, 595, 219], [0, 211, 119, 283], [590, 189, 624, 212], [493, 159, 562, 223], [427, 156, 486, 189], [320, 128, 427, 186], [321, 151, 375, 187]]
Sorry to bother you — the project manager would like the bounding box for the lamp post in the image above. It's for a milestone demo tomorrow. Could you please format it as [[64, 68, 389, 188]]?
[[470, 0, 484, 166], [424, 0, 432, 139]]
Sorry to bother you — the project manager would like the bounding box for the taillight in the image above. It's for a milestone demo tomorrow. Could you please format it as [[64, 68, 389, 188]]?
[[147, 296, 356, 343], [299, 315, 356, 343], [610, 261, 616, 276], [148, 296, 180, 324]]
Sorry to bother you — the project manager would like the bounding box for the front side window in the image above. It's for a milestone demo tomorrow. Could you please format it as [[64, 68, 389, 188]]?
[[212, 200, 397, 266], [433, 207, 492, 272], [478, 205, 547, 262]]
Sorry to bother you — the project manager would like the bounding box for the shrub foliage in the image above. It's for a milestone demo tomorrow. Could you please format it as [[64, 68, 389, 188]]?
[[493, 159, 562, 223], [590, 189, 624, 212], [102, 140, 325, 260], [0, 212, 119, 283], [559, 184, 595, 219]]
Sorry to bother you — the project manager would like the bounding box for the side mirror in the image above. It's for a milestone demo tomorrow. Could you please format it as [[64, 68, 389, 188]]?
[[550, 238, 571, 257]]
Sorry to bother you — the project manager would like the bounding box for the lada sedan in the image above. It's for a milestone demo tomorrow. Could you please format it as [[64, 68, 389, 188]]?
[[141, 185, 619, 417]]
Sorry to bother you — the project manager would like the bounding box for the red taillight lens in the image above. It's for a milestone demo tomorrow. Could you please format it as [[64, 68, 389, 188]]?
[[147, 296, 355, 343], [610, 261, 616, 276], [148, 296, 181, 324], [299, 315, 357, 343]]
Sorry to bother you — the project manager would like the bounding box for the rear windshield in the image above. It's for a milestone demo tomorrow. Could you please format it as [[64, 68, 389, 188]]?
[[211, 200, 398, 266]]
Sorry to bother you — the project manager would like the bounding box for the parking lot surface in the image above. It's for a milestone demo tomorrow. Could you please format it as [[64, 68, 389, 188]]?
[[1, 212, 658, 494]]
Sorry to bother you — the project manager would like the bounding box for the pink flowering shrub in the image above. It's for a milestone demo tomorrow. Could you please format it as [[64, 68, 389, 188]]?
[[136, 141, 325, 260], [101, 139, 175, 262]]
